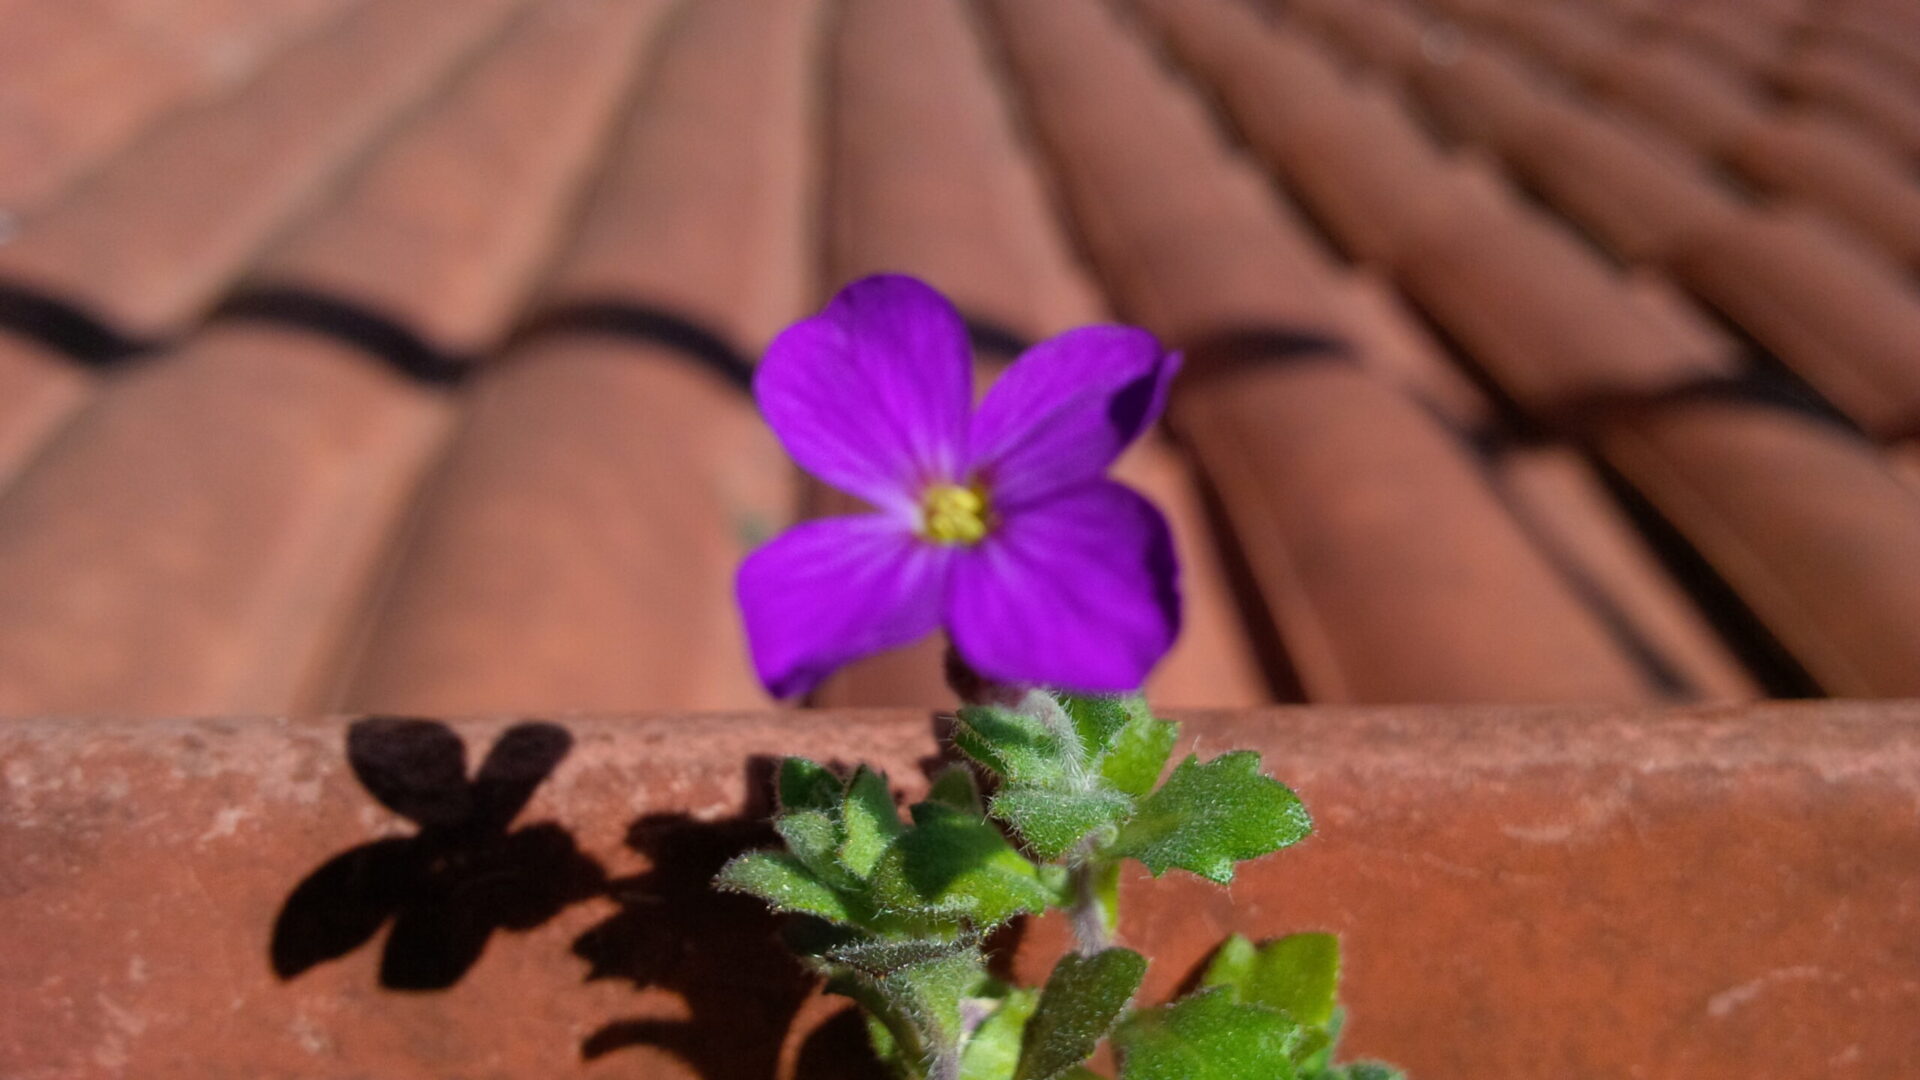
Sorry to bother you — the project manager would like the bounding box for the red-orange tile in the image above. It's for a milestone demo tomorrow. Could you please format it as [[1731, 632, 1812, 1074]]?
[[1408, 40, 1566, 152], [1179, 365, 1658, 702], [336, 0, 821, 715], [338, 341, 790, 714], [0, 327, 452, 716], [1498, 103, 1737, 262], [1473, 0, 1625, 79], [1584, 40, 1768, 154], [0, 0, 525, 343], [1670, 209, 1920, 439], [5, 707, 1917, 1077], [1596, 395, 1920, 696], [1390, 172, 1738, 418], [1728, 111, 1920, 271], [1773, 41, 1920, 161], [1488, 442, 1759, 701], [0, 335, 88, 489], [992, 0, 1660, 703], [250, 0, 669, 358], [1287, 0, 1431, 76], [0, 0, 672, 716], [0, 0, 358, 213]]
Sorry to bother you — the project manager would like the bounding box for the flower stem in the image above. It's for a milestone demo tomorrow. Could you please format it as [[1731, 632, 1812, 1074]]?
[[1067, 851, 1122, 955], [928, 1045, 962, 1080]]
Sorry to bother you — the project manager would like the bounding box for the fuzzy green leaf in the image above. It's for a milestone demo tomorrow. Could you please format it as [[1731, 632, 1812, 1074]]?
[[824, 935, 976, 977], [991, 784, 1134, 860], [1099, 715, 1180, 798], [1059, 693, 1151, 761], [1015, 948, 1148, 1080], [779, 757, 843, 813], [1112, 753, 1311, 883], [1112, 988, 1302, 1080], [1205, 933, 1339, 1029], [775, 809, 848, 884], [928, 765, 985, 814], [840, 767, 905, 878], [870, 803, 1054, 926], [714, 851, 853, 923], [960, 989, 1039, 1080], [877, 950, 987, 1047], [953, 704, 1072, 785]]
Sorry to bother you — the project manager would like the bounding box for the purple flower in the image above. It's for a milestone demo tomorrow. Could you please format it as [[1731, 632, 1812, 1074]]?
[[737, 275, 1182, 698]]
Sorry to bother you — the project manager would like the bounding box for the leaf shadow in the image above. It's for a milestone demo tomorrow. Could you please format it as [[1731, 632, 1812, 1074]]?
[[572, 757, 917, 1078]]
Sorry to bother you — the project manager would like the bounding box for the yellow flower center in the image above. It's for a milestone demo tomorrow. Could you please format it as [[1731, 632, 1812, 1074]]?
[[919, 483, 992, 545]]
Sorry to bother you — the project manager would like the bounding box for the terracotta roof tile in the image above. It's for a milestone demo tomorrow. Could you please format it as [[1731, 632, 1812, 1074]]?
[[0, 0, 528, 346], [335, 0, 818, 715], [1669, 209, 1920, 439], [1594, 394, 1920, 697], [5, 708, 1918, 1075], [1286, 0, 1432, 76], [0, 0, 672, 716], [0, 0, 1915, 715], [1486, 442, 1759, 701], [1727, 111, 1920, 271], [1582, 39, 1771, 154], [992, 0, 1659, 703], [1772, 41, 1920, 161], [0, 337, 88, 488], [0, 0, 360, 213]]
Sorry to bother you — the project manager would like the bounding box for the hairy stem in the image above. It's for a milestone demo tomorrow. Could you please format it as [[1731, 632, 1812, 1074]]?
[[1068, 850, 1121, 955], [928, 1044, 963, 1080]]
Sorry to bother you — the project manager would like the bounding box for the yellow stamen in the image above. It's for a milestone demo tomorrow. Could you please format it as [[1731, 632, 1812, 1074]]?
[[920, 483, 992, 545]]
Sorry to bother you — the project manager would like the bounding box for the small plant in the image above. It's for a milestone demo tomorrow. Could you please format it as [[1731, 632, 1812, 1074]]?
[[721, 275, 1403, 1080]]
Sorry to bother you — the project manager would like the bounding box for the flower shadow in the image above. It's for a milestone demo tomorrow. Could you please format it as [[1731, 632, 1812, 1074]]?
[[269, 716, 606, 990]]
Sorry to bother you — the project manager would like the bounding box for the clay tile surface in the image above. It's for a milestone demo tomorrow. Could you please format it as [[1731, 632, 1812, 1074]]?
[[0, 0, 673, 717], [3, 0, 1915, 717], [334, 0, 818, 716], [3, 708, 1918, 1077], [0, 16, 1918, 1075], [0, 0, 529, 344], [7, 3, 1920, 1073]]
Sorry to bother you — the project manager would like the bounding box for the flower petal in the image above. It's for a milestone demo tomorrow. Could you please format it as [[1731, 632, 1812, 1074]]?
[[948, 481, 1180, 693], [966, 326, 1179, 508], [737, 515, 951, 698], [755, 275, 974, 510]]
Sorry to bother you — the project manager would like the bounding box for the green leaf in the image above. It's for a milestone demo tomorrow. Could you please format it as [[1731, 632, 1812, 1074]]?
[[779, 757, 843, 812], [840, 767, 905, 878], [953, 704, 1072, 785], [877, 949, 987, 1046], [1058, 693, 1150, 761], [1112, 988, 1302, 1080], [960, 989, 1038, 1080], [991, 784, 1134, 860], [1099, 715, 1179, 798], [870, 803, 1054, 926], [1015, 948, 1148, 1080], [775, 809, 849, 884], [714, 851, 853, 922], [1112, 753, 1311, 883], [824, 935, 976, 977], [1200, 933, 1258, 999], [928, 764, 985, 814], [1215, 933, 1339, 1029]]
